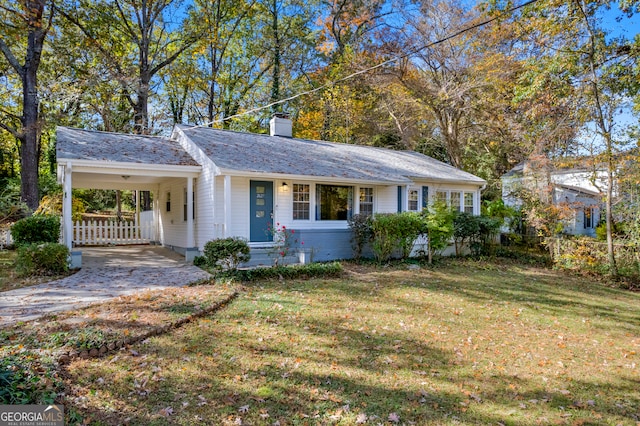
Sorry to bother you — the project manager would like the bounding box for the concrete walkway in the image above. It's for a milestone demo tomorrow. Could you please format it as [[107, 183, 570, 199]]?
[[0, 245, 211, 327]]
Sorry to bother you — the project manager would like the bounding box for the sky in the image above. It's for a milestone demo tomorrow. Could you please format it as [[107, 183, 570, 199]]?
[[597, 2, 640, 41]]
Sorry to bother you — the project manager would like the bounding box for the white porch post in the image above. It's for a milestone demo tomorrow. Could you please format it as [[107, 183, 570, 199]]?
[[135, 190, 140, 228], [152, 188, 159, 243], [63, 162, 73, 250], [224, 175, 231, 238], [187, 177, 194, 248]]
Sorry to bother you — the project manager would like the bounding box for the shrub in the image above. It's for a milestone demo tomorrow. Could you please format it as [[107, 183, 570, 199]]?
[[203, 237, 251, 271], [420, 202, 455, 263], [369, 212, 423, 262], [192, 255, 207, 267], [11, 215, 60, 245], [453, 212, 502, 256], [230, 261, 343, 282], [347, 214, 373, 260], [15, 243, 69, 276]]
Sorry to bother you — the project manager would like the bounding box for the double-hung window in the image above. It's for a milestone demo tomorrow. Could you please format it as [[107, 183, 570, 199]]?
[[293, 184, 310, 220], [463, 192, 474, 214], [408, 189, 419, 211], [359, 187, 374, 216]]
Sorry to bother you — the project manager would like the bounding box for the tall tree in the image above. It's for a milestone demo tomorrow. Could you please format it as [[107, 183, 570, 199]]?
[[490, 0, 640, 274], [0, 0, 54, 210], [57, 0, 198, 134]]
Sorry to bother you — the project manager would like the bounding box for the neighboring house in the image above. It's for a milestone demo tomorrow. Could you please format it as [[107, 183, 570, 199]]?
[[57, 116, 486, 264], [501, 161, 604, 236]]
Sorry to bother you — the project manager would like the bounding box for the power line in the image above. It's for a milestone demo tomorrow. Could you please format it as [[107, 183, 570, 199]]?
[[184, 0, 541, 130]]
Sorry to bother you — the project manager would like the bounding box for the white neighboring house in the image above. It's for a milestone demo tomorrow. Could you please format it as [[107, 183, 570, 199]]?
[[57, 116, 486, 264], [501, 161, 605, 237]]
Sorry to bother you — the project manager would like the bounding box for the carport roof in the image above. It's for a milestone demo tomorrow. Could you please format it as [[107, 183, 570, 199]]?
[[56, 126, 199, 166]]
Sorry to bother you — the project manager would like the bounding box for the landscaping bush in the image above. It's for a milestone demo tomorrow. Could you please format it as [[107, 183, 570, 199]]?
[[347, 214, 372, 260], [192, 255, 207, 267], [202, 237, 251, 271], [212, 261, 343, 282], [419, 202, 455, 262], [10, 215, 61, 245], [15, 243, 69, 276], [370, 212, 422, 262], [453, 212, 501, 256]]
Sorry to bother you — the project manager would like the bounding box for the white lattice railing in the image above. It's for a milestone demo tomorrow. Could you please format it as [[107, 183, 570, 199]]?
[[73, 220, 154, 246]]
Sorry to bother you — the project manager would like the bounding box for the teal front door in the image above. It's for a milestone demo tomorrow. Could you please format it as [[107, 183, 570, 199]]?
[[250, 181, 273, 242]]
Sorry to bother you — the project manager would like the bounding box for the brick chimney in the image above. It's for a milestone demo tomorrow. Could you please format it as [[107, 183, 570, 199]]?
[[269, 113, 292, 138]]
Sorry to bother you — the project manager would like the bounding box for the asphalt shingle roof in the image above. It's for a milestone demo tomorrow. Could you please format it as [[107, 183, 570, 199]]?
[[56, 127, 199, 166], [177, 125, 485, 185]]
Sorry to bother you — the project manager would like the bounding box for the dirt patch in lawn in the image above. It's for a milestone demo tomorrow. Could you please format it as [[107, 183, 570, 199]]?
[[1, 283, 239, 361]]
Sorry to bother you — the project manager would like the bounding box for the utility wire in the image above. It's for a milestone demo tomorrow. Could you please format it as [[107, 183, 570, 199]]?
[[184, 0, 541, 130]]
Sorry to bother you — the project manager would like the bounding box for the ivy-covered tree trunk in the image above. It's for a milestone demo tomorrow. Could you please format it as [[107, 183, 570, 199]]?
[[20, 50, 41, 211], [0, 0, 49, 211]]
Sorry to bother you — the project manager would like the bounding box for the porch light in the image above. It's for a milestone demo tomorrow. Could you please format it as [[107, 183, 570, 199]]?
[[281, 182, 289, 191]]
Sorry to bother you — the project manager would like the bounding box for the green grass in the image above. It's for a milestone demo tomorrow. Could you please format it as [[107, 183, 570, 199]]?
[[63, 259, 640, 425]]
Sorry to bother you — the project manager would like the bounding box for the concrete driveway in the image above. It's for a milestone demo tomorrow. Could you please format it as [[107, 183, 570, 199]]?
[[0, 245, 211, 327]]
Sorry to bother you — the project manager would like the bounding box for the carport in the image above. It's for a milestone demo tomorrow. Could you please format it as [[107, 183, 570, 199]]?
[[56, 127, 201, 266]]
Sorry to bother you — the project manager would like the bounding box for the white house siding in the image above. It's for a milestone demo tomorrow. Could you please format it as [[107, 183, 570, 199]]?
[[174, 128, 220, 250], [376, 185, 400, 213], [214, 175, 225, 237], [157, 178, 192, 250], [228, 176, 251, 240], [194, 172, 215, 249]]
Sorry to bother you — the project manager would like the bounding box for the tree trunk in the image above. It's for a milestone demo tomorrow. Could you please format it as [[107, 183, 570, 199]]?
[[605, 153, 617, 274], [134, 84, 149, 135], [21, 65, 40, 211], [116, 190, 122, 221], [19, 0, 48, 211]]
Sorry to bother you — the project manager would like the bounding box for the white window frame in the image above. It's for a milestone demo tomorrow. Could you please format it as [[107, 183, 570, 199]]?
[[359, 187, 374, 216], [433, 189, 476, 214], [293, 183, 311, 221], [407, 188, 419, 211], [463, 192, 474, 214], [315, 184, 354, 221]]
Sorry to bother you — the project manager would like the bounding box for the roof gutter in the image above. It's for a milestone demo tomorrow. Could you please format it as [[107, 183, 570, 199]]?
[[56, 158, 202, 177], [216, 168, 411, 185]]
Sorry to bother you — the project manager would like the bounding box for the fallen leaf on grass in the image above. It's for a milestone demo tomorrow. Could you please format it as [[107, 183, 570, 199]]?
[[158, 407, 173, 417], [355, 413, 367, 424], [389, 412, 400, 423]]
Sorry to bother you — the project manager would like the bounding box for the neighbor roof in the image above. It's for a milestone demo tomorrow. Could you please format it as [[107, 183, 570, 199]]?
[[56, 126, 199, 166], [176, 125, 485, 185]]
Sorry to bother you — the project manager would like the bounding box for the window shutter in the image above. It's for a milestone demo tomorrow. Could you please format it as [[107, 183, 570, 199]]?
[[397, 186, 403, 212], [421, 186, 429, 210]]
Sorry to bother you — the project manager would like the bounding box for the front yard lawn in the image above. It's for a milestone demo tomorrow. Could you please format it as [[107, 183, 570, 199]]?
[[60, 259, 640, 425]]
